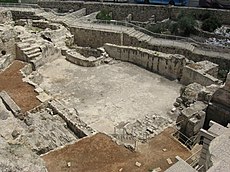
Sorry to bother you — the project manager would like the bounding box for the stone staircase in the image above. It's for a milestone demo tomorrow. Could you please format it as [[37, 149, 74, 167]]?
[[112, 133, 136, 148], [125, 28, 198, 53], [16, 39, 43, 69], [16, 34, 61, 70], [125, 28, 151, 42]]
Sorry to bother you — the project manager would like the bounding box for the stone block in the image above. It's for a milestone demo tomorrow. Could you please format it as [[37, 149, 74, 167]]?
[[0, 91, 21, 117]]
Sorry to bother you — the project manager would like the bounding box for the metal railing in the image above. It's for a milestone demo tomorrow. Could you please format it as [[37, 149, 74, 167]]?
[[185, 149, 202, 167], [172, 128, 198, 149]]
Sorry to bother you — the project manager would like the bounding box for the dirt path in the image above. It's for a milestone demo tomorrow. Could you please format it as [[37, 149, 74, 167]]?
[[42, 127, 191, 172], [0, 60, 40, 112]]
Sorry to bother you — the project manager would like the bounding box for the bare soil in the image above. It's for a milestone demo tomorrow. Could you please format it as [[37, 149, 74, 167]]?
[[0, 60, 40, 112], [42, 127, 191, 172]]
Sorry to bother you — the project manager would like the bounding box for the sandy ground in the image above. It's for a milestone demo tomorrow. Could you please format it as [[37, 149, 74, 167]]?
[[42, 127, 191, 172], [38, 57, 181, 134], [0, 61, 40, 112]]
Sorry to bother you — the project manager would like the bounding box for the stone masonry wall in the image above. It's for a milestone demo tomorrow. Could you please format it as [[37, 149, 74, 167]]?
[[104, 43, 188, 80], [68, 26, 230, 69], [122, 33, 230, 70], [204, 73, 230, 129], [180, 62, 221, 86], [38, 1, 230, 24], [70, 27, 122, 48]]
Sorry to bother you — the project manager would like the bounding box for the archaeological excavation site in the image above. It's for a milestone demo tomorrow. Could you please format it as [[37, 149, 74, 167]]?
[[0, 1, 229, 172]]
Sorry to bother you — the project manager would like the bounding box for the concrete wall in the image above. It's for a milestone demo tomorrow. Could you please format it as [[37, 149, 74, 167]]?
[[38, 1, 230, 24], [104, 43, 187, 80]]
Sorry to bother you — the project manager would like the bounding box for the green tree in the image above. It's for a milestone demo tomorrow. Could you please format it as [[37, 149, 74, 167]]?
[[96, 9, 112, 21], [170, 15, 197, 36], [201, 16, 221, 32]]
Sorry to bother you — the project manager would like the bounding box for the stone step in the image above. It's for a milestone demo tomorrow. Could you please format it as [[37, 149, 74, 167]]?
[[22, 38, 36, 44], [128, 29, 137, 35], [22, 45, 40, 52], [126, 28, 136, 34], [17, 42, 30, 49], [140, 35, 151, 42], [145, 37, 152, 42], [136, 32, 145, 39], [24, 48, 41, 56], [129, 30, 139, 37], [27, 52, 41, 59], [18, 35, 32, 41]]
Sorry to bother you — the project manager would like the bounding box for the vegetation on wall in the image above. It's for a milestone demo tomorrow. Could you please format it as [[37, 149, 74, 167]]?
[[146, 11, 222, 37], [201, 16, 221, 32], [96, 9, 112, 21], [170, 15, 197, 36]]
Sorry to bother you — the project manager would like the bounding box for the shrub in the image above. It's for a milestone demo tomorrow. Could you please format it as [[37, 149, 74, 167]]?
[[96, 9, 112, 21], [201, 16, 221, 32], [218, 69, 229, 82], [169, 22, 179, 35], [198, 12, 211, 20], [177, 15, 197, 36]]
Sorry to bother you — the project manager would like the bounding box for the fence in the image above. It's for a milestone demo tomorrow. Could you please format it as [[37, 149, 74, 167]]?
[[172, 126, 198, 149]]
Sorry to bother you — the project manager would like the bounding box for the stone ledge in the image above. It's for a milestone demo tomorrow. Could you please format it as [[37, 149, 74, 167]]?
[[49, 100, 96, 138], [0, 91, 22, 118], [66, 49, 104, 67]]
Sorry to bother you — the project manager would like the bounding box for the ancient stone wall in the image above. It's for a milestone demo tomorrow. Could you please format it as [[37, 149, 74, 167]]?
[[180, 61, 221, 86], [49, 100, 95, 138], [70, 27, 122, 48], [68, 26, 230, 69], [38, 1, 230, 24], [0, 34, 16, 59], [65, 49, 103, 67], [104, 43, 187, 80], [123, 33, 230, 70], [204, 73, 230, 128], [11, 10, 42, 20], [0, 10, 12, 24]]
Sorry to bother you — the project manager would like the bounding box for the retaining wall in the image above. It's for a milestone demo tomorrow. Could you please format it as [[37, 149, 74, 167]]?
[[66, 49, 103, 67], [104, 43, 188, 80], [122, 33, 230, 70], [70, 27, 122, 48], [69, 26, 230, 69], [0, 91, 22, 118], [180, 66, 221, 86], [38, 1, 230, 24], [49, 100, 95, 138]]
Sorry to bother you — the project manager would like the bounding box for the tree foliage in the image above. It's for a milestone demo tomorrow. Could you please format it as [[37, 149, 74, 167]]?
[[201, 16, 221, 32], [170, 15, 197, 36], [96, 9, 112, 21]]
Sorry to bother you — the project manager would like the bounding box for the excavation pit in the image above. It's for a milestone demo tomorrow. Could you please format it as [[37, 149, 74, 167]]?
[[37, 57, 181, 135]]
